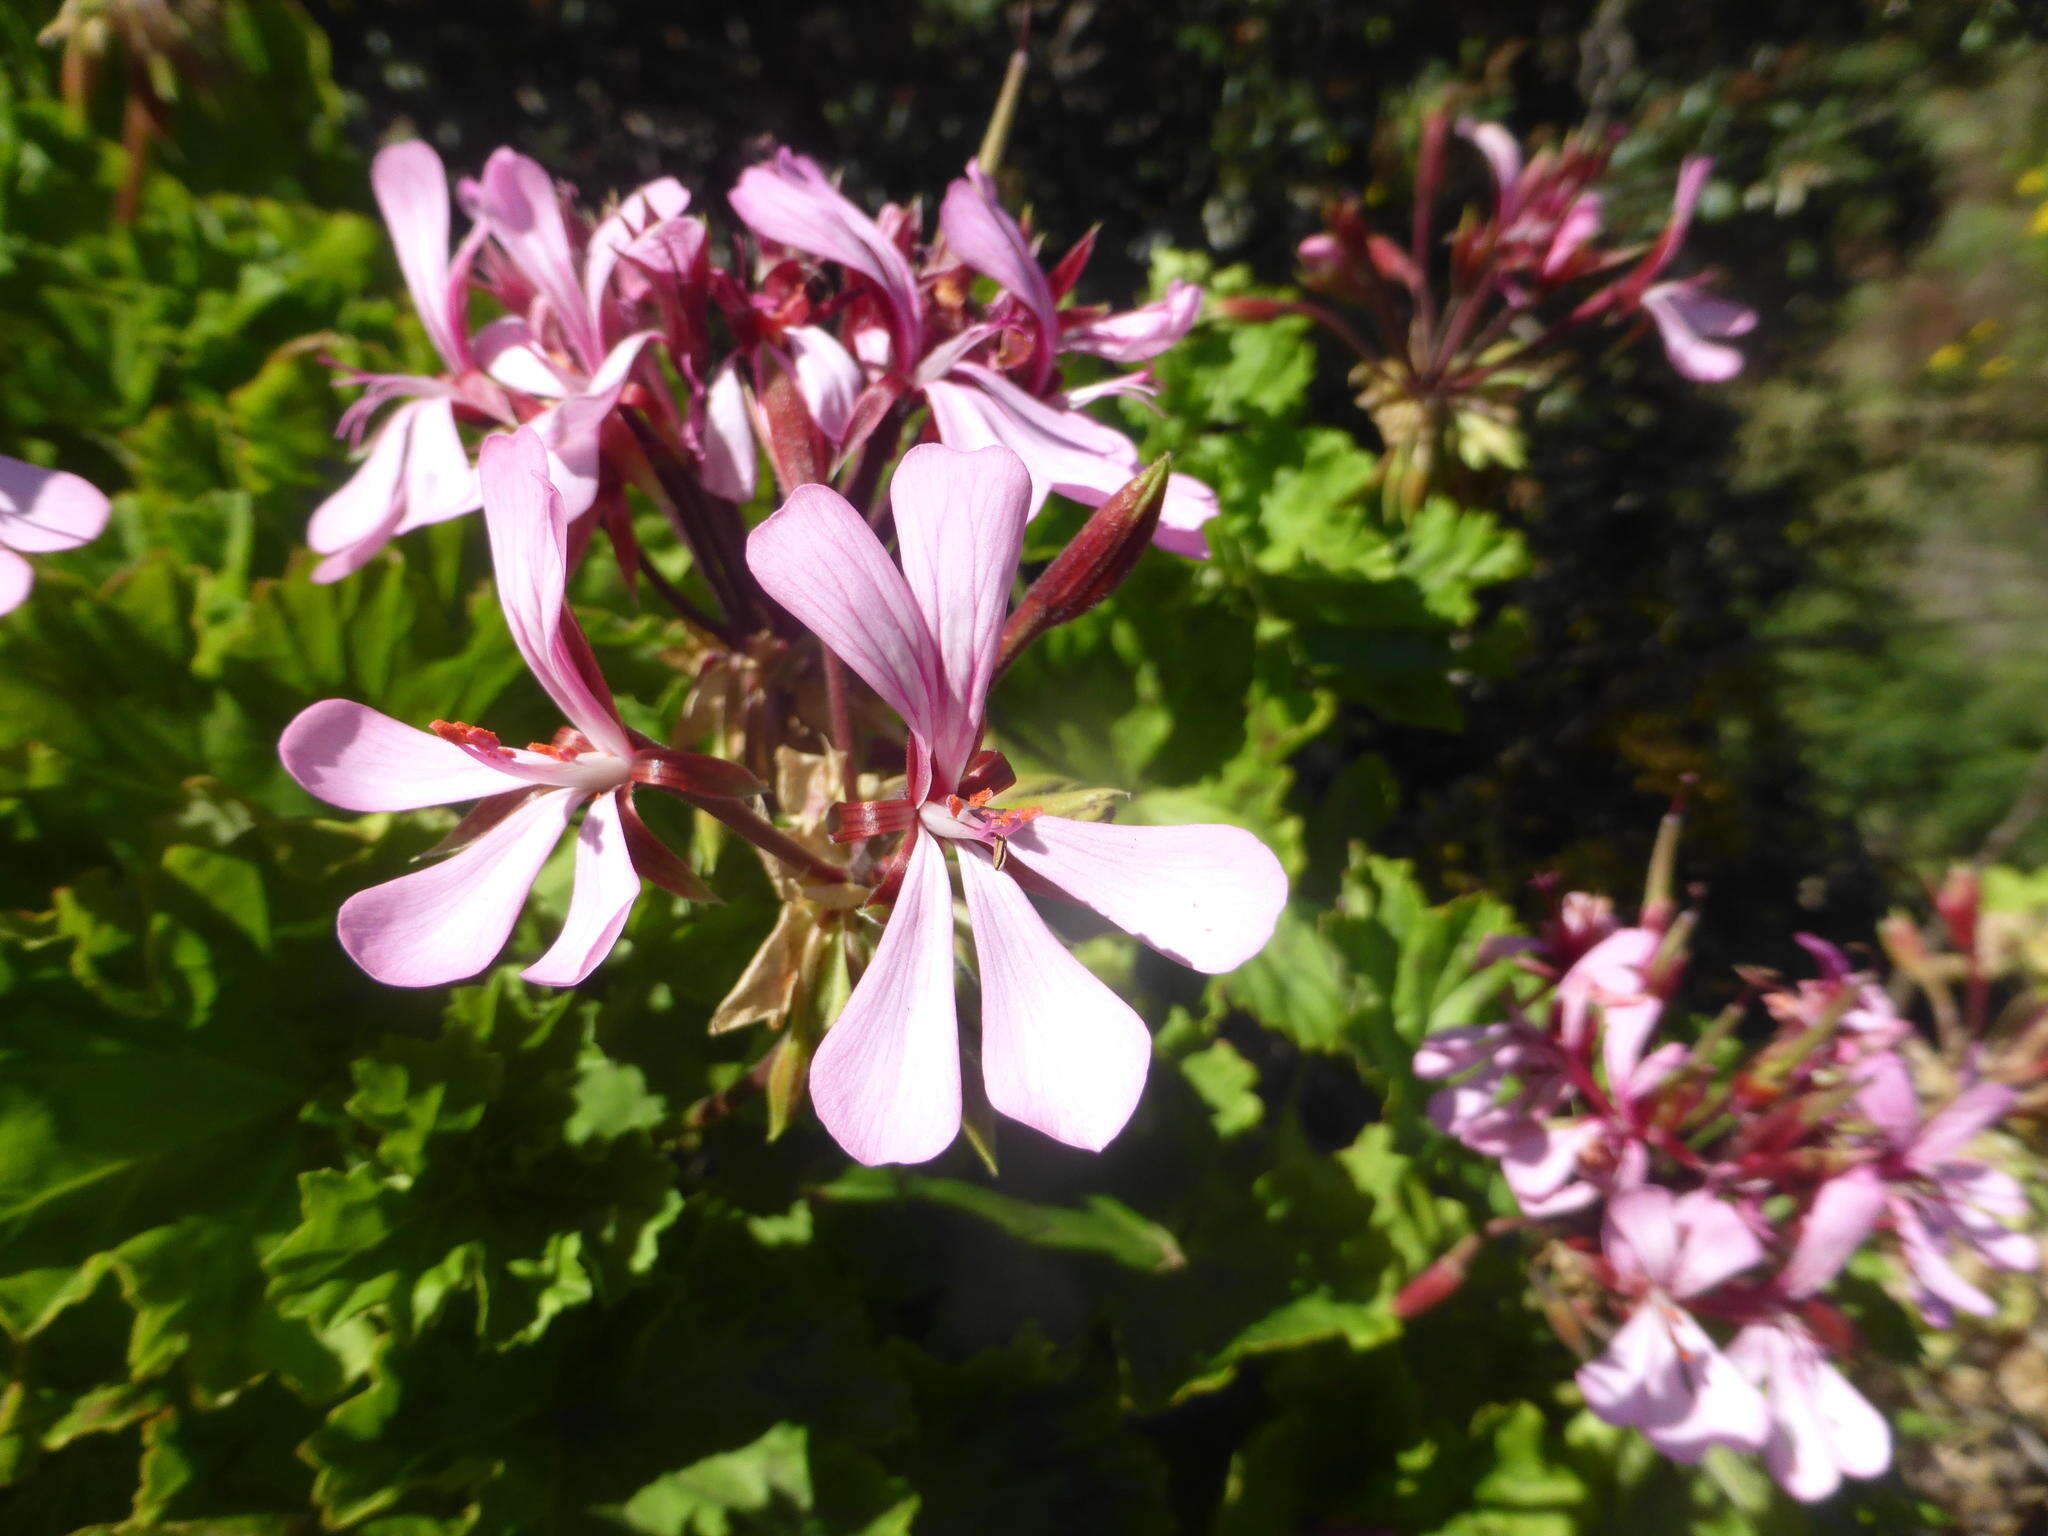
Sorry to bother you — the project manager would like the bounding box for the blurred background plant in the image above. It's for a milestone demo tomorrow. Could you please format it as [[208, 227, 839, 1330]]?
[[1, 0, 2045, 1532]]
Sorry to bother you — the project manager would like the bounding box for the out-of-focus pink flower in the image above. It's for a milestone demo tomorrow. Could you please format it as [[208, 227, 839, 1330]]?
[[0, 456, 109, 616], [281, 429, 729, 987], [1576, 1186, 1772, 1462], [1781, 1057, 2036, 1323], [744, 443, 1285, 1164], [1643, 280, 1759, 383], [1727, 1317, 1892, 1502]]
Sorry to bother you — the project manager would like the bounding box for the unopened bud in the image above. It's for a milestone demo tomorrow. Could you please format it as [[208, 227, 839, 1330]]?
[[1217, 296, 1297, 323], [758, 359, 827, 492], [1935, 863, 1981, 961], [995, 456, 1170, 676], [1393, 1231, 1483, 1319]]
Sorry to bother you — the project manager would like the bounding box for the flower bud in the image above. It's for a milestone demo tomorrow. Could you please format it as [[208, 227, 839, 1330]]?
[[1935, 863, 1980, 962], [995, 456, 1170, 676]]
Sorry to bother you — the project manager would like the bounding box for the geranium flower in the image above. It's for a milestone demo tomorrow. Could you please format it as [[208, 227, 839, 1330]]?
[[1726, 1317, 1891, 1502], [0, 455, 109, 616], [281, 428, 743, 987], [744, 442, 1285, 1164]]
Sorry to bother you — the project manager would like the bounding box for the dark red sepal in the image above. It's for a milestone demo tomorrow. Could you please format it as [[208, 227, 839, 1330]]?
[[631, 748, 764, 800]]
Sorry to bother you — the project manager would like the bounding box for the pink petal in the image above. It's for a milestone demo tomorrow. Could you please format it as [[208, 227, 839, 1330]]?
[[957, 849, 1150, 1151], [1729, 1322, 1890, 1502], [1908, 1081, 2017, 1169], [1576, 1303, 1687, 1432], [307, 405, 413, 569], [474, 316, 575, 398], [1556, 926, 1658, 1054], [808, 831, 962, 1165], [698, 359, 759, 503], [1646, 1308, 1770, 1462], [888, 442, 1031, 785], [476, 429, 633, 758], [729, 150, 921, 365], [999, 815, 1286, 975], [744, 482, 942, 747], [1541, 192, 1603, 276], [1643, 282, 1749, 383], [785, 324, 863, 446], [1855, 1051, 1921, 1149], [1457, 119, 1523, 212], [1158, 474, 1219, 558], [584, 176, 691, 322], [1412, 1022, 1508, 1080], [940, 162, 1057, 388], [0, 547, 32, 615], [279, 699, 517, 811], [1895, 1201, 1996, 1325], [474, 148, 605, 373], [523, 790, 640, 987], [925, 364, 1134, 512], [1060, 281, 1202, 364], [391, 396, 483, 534], [1602, 1185, 1680, 1291], [337, 786, 580, 987], [0, 455, 111, 553], [371, 140, 469, 372], [1779, 1168, 1889, 1297], [525, 331, 657, 517], [1502, 1117, 1601, 1204], [1668, 1189, 1767, 1299]]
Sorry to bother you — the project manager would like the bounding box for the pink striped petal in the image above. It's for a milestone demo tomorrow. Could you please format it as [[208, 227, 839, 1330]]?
[[371, 140, 470, 372], [745, 483, 942, 749], [391, 396, 482, 534], [729, 150, 921, 365], [808, 831, 961, 1165], [279, 699, 518, 811], [0, 548, 32, 615], [925, 363, 1134, 512], [523, 790, 640, 986], [584, 176, 691, 321], [475, 148, 605, 372], [889, 443, 1031, 785], [476, 429, 633, 758], [999, 815, 1286, 975], [1060, 281, 1203, 364], [1643, 282, 1752, 383], [473, 316, 575, 398], [525, 331, 657, 517], [940, 162, 1057, 387], [337, 786, 580, 987], [0, 456, 111, 553], [785, 324, 863, 446], [1908, 1081, 2017, 1169], [698, 359, 758, 503], [958, 850, 1150, 1152]]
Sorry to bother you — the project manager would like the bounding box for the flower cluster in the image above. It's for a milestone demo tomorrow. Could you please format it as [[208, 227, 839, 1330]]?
[[1223, 114, 1756, 507], [1411, 842, 2037, 1501], [276, 139, 1285, 1168]]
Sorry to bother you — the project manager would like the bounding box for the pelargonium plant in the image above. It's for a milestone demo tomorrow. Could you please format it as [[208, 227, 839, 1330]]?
[[1222, 112, 1757, 509], [1407, 821, 2039, 1502], [275, 135, 1287, 1166]]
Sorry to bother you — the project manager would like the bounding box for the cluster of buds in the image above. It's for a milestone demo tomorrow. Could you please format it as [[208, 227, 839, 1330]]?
[[1408, 818, 2038, 1502], [277, 136, 1286, 1167], [1223, 113, 1757, 509]]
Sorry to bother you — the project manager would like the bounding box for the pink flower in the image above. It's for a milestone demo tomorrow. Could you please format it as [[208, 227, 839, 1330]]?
[[727, 151, 1218, 557], [0, 455, 109, 616], [1727, 1317, 1891, 1502], [1642, 280, 1758, 384], [744, 442, 1286, 1164], [281, 429, 732, 988], [1782, 1058, 2035, 1325], [1576, 1186, 1772, 1462]]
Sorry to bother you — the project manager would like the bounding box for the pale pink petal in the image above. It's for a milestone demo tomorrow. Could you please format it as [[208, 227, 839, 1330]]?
[[476, 429, 633, 758], [0, 456, 111, 553], [1855, 1052, 1921, 1149], [371, 140, 469, 372], [1809, 1350, 1892, 1480], [337, 787, 580, 987], [785, 324, 863, 446], [523, 790, 640, 987], [1412, 1022, 1508, 1080], [1645, 1309, 1770, 1461], [525, 331, 657, 518], [391, 397, 482, 534], [1556, 926, 1658, 1054], [698, 359, 759, 503], [307, 404, 414, 570], [1158, 474, 1219, 558], [729, 150, 921, 363], [925, 364, 1134, 511], [958, 849, 1150, 1152], [1457, 120, 1523, 212], [940, 162, 1057, 387], [1895, 1201, 1996, 1325], [584, 176, 691, 321], [1780, 1168, 1889, 1297], [1944, 1162, 2029, 1225], [0, 547, 32, 615], [279, 699, 518, 811], [475, 148, 605, 372], [1502, 1118, 1601, 1203], [1667, 1189, 1767, 1299], [808, 831, 962, 1165], [1729, 1322, 1890, 1502], [1576, 1304, 1686, 1431], [744, 482, 942, 747], [1908, 1081, 2018, 1169], [1060, 281, 1203, 364], [1541, 192, 1604, 276], [1643, 281, 1752, 383], [1603, 1184, 1680, 1291], [473, 316, 575, 398], [999, 815, 1286, 975], [888, 442, 1031, 784]]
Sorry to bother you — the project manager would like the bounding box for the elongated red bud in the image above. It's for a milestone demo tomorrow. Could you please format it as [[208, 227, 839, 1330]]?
[[1393, 1230, 1485, 1319], [759, 358, 827, 492], [631, 747, 764, 800], [1935, 863, 1980, 960], [996, 456, 1169, 676], [1217, 296, 1294, 323]]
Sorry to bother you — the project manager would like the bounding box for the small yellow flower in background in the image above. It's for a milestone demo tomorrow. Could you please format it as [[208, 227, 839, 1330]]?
[[2019, 166, 2048, 196], [1927, 342, 1967, 373], [1980, 355, 2015, 379], [2031, 201, 2048, 237], [1967, 318, 2001, 341]]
